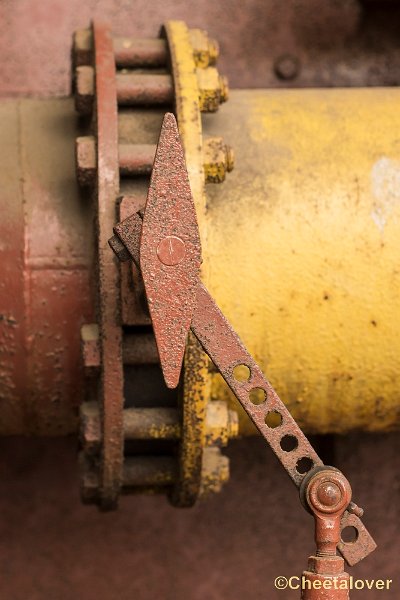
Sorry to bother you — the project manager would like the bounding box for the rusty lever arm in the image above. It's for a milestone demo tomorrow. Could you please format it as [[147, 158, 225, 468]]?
[[110, 210, 376, 567], [109, 112, 376, 568]]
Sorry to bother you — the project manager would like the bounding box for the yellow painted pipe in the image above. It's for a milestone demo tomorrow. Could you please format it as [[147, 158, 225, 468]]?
[[202, 88, 400, 434], [2, 89, 399, 436]]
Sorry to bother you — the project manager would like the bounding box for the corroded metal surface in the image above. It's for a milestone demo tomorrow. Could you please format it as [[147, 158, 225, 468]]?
[[116, 73, 173, 105], [337, 512, 378, 567], [3, 88, 400, 438], [118, 195, 151, 327], [113, 37, 168, 68], [75, 21, 232, 506], [114, 209, 376, 564], [191, 284, 375, 566], [163, 19, 214, 507], [123, 408, 181, 440], [172, 331, 209, 506], [81, 403, 235, 445], [192, 282, 323, 487], [203, 136, 234, 183], [306, 469, 352, 555], [76, 137, 157, 181], [0, 99, 93, 436], [140, 113, 202, 389], [111, 114, 376, 565], [0, 103, 27, 436], [119, 144, 156, 177], [301, 469, 352, 599], [92, 21, 124, 509]]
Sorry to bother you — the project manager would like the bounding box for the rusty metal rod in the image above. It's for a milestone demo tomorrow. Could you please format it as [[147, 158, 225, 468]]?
[[76, 139, 157, 183], [80, 454, 175, 500], [123, 407, 180, 439], [119, 144, 156, 177], [113, 38, 168, 68], [122, 456, 176, 487], [81, 402, 236, 447], [116, 73, 173, 106], [80, 404, 181, 450]]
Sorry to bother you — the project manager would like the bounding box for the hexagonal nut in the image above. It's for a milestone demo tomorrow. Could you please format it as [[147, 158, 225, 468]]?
[[76, 136, 96, 187], [203, 137, 235, 183], [307, 555, 345, 575], [197, 67, 229, 112], [75, 65, 94, 115], [204, 400, 238, 446], [199, 447, 229, 497], [73, 28, 93, 67], [189, 28, 219, 68]]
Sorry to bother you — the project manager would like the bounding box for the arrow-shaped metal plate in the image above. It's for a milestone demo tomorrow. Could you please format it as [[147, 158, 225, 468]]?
[[139, 113, 202, 388]]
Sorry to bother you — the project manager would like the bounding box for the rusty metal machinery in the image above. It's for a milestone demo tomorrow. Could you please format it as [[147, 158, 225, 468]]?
[[5, 4, 400, 598], [108, 113, 376, 600], [72, 20, 400, 508], [72, 21, 236, 508], [73, 18, 400, 509], [0, 19, 399, 513]]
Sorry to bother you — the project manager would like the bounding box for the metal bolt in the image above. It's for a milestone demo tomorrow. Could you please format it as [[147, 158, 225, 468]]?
[[189, 28, 219, 68], [306, 470, 352, 559], [274, 54, 300, 81], [316, 481, 342, 508], [157, 236, 186, 266], [199, 447, 229, 497], [203, 137, 235, 183], [348, 501, 364, 518], [204, 401, 239, 446], [308, 470, 351, 515]]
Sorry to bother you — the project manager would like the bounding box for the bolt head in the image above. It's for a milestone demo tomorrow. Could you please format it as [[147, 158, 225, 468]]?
[[157, 236, 186, 266], [197, 67, 228, 112], [316, 481, 342, 507], [307, 470, 352, 515], [274, 55, 300, 81]]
